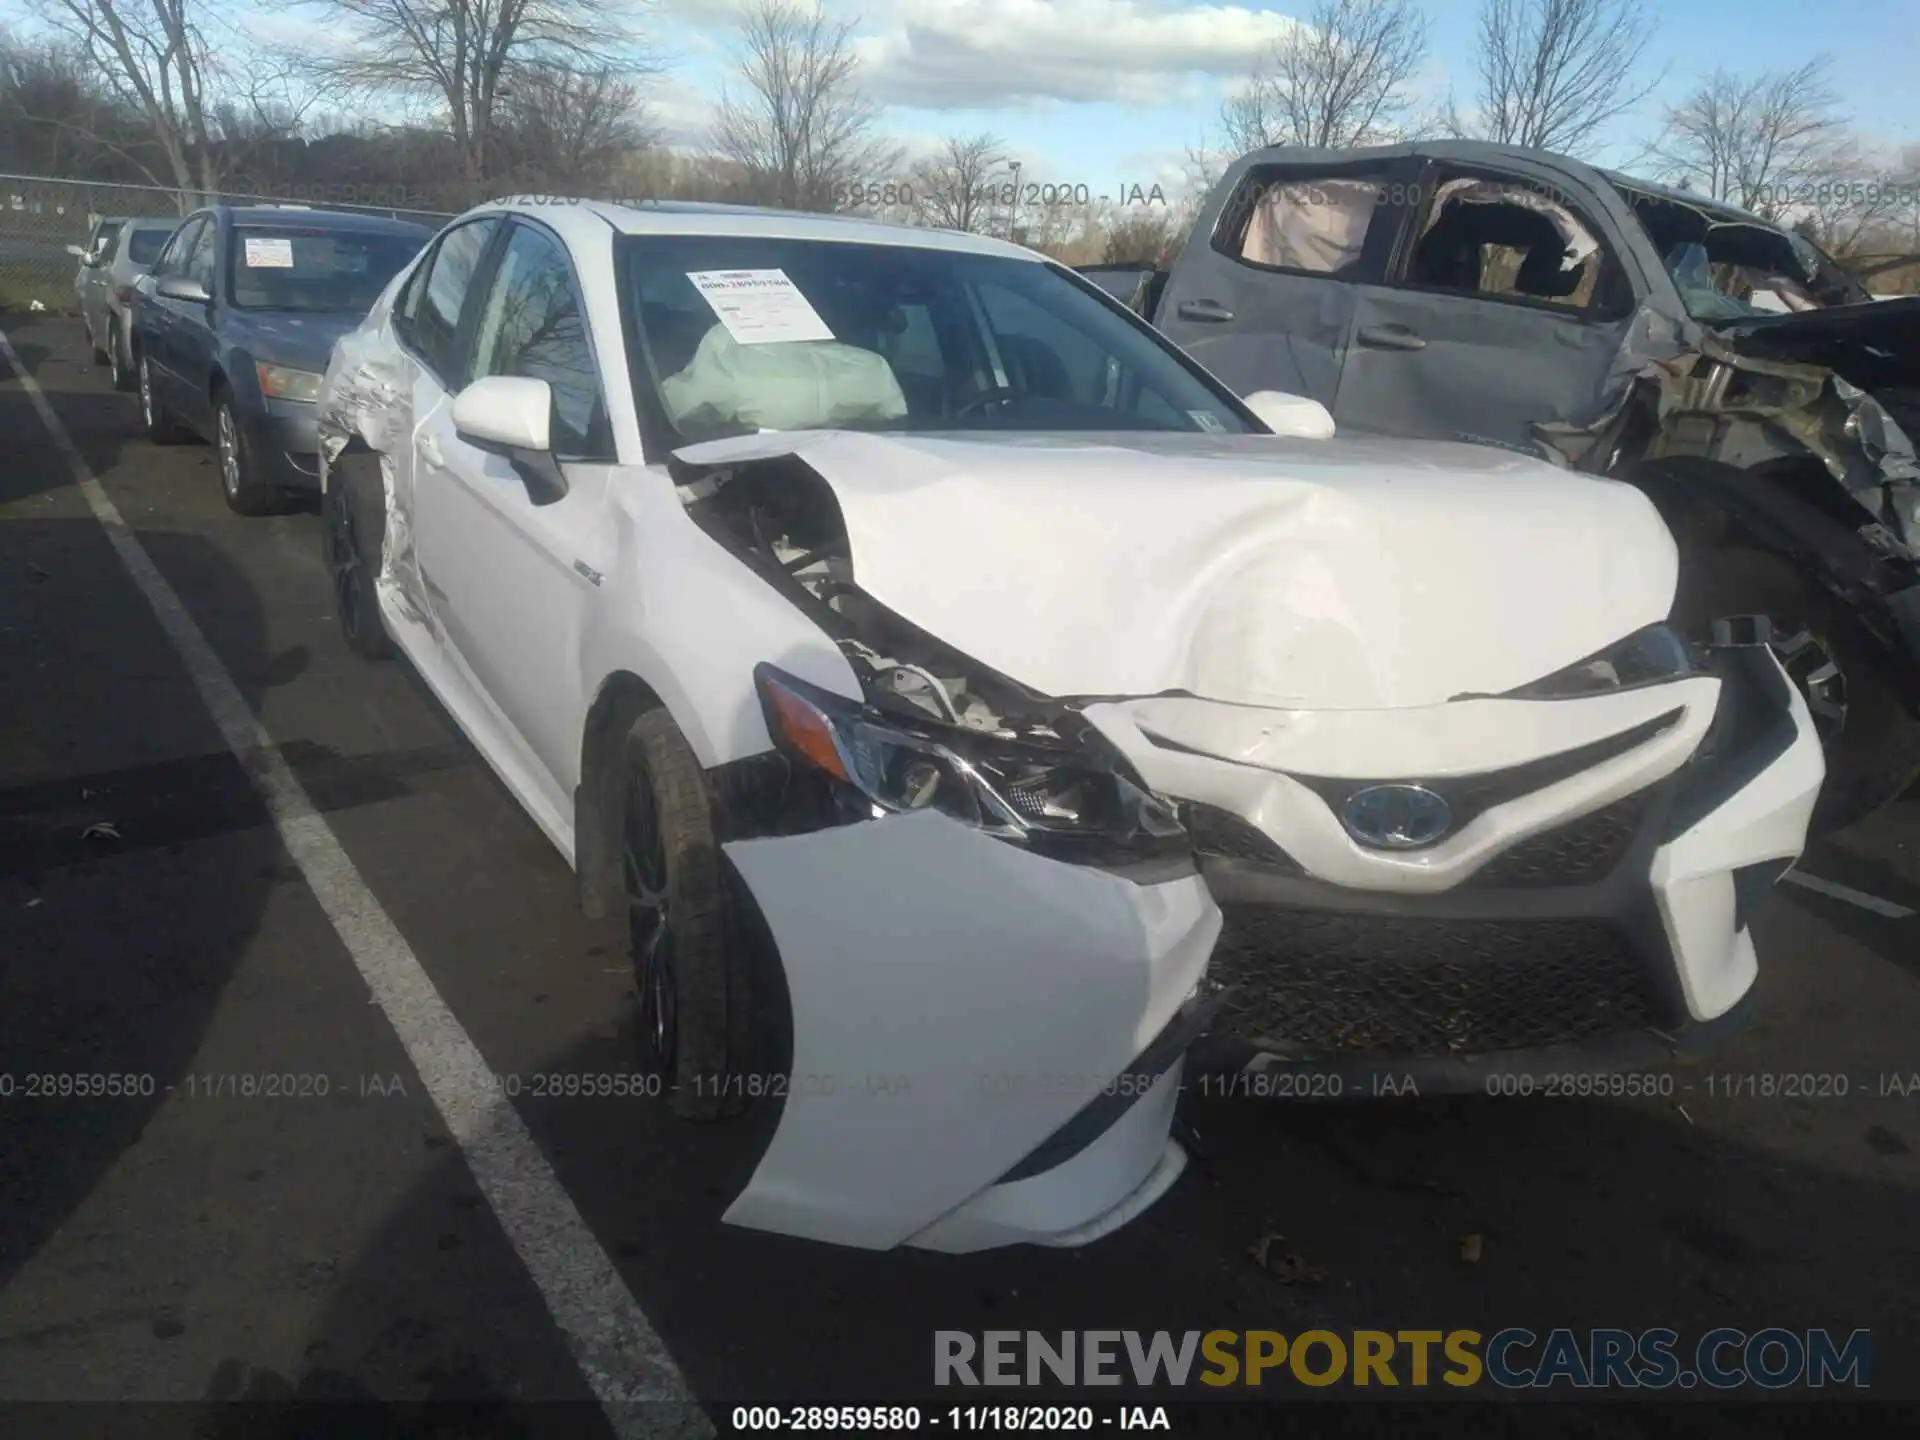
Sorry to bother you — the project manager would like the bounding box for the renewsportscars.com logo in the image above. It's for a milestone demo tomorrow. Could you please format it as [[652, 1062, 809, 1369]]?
[[934, 1328, 1872, 1390]]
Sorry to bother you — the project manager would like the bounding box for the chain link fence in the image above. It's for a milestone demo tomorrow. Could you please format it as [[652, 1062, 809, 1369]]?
[[0, 173, 456, 311]]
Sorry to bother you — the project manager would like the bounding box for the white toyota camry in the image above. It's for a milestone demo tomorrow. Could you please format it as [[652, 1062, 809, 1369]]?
[[316, 197, 1823, 1253]]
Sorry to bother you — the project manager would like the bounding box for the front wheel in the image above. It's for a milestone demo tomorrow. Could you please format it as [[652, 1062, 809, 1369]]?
[[1673, 543, 1920, 833], [323, 456, 392, 660], [215, 392, 284, 516], [622, 710, 756, 1121]]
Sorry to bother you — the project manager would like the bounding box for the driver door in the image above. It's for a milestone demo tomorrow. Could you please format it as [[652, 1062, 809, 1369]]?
[[413, 217, 616, 794]]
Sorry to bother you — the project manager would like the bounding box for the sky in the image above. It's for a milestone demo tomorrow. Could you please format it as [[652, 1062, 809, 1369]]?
[[15, 0, 1920, 198], [636, 0, 1920, 194]]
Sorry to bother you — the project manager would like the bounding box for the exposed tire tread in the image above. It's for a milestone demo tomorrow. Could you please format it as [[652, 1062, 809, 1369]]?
[[624, 710, 755, 1122], [326, 455, 394, 661]]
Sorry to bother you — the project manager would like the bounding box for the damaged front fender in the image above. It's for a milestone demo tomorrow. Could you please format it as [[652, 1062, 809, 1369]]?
[[316, 280, 428, 628], [1537, 322, 1920, 560]]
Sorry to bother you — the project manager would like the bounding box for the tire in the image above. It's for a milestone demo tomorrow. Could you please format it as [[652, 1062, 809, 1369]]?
[[137, 353, 190, 444], [1673, 542, 1920, 833], [323, 455, 393, 660], [621, 709, 756, 1122], [214, 390, 284, 516], [108, 318, 134, 392]]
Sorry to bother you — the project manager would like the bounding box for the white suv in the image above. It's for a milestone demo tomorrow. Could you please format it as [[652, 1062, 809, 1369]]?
[[316, 198, 1823, 1253]]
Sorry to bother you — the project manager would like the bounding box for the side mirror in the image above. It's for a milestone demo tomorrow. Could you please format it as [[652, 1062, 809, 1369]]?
[[156, 274, 210, 304], [1244, 389, 1336, 439], [66, 243, 89, 259], [452, 375, 569, 505]]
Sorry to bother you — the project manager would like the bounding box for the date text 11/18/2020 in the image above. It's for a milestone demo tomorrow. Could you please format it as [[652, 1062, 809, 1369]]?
[[831, 181, 1171, 209]]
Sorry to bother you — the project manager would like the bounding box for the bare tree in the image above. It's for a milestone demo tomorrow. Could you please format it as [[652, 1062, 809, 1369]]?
[[495, 64, 652, 190], [29, 0, 226, 191], [908, 132, 1009, 233], [287, 0, 653, 185], [1221, 0, 1429, 152], [1651, 59, 1845, 219], [711, 0, 901, 212], [1469, 0, 1659, 154], [1100, 204, 1180, 265]]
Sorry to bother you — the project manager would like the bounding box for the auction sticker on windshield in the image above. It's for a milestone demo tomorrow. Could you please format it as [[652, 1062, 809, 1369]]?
[[244, 237, 294, 268], [688, 268, 834, 345]]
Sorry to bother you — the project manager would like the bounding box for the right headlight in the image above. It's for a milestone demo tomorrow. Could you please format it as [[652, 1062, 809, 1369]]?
[[755, 663, 1187, 859], [1504, 622, 1700, 700]]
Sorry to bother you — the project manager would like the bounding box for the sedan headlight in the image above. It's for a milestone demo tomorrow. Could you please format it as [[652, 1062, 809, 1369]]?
[[1505, 623, 1699, 699], [755, 664, 1187, 858], [257, 361, 323, 403]]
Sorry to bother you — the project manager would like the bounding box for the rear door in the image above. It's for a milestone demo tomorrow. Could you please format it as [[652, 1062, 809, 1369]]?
[[1334, 161, 1641, 448], [1153, 157, 1415, 407]]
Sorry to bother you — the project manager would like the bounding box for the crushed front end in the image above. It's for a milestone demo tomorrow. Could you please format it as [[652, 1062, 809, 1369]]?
[[1082, 623, 1824, 1089]]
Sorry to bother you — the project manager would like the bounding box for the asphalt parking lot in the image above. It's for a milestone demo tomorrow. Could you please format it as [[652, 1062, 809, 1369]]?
[[3, 312, 1918, 1436]]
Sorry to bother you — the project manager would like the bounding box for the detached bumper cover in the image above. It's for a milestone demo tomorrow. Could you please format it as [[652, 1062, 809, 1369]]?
[[722, 809, 1220, 1252], [1085, 644, 1821, 1084]]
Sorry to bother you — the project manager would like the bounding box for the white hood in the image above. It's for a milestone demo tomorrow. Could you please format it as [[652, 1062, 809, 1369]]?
[[675, 429, 1679, 710]]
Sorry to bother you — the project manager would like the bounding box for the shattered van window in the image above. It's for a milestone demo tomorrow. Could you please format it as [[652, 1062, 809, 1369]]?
[[1405, 177, 1609, 310]]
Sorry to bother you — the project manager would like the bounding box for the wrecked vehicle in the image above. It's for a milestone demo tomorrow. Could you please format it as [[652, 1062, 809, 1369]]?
[[314, 198, 1820, 1249], [1088, 139, 1920, 831]]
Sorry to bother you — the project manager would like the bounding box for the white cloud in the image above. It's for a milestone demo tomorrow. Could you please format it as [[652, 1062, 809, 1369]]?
[[657, 0, 1294, 110], [240, 11, 354, 56], [643, 73, 720, 147], [854, 1, 1295, 109]]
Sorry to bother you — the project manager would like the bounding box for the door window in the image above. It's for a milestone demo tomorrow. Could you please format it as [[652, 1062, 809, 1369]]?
[[401, 216, 501, 382], [1213, 171, 1393, 277], [149, 217, 203, 278], [183, 220, 218, 291], [1399, 174, 1626, 314], [469, 223, 610, 459]]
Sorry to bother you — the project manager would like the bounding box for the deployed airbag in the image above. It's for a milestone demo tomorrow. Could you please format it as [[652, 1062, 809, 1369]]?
[[659, 324, 909, 432]]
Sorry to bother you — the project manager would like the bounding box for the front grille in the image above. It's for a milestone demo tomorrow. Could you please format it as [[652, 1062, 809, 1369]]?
[[1209, 909, 1657, 1058], [1182, 801, 1302, 871], [1462, 790, 1651, 888]]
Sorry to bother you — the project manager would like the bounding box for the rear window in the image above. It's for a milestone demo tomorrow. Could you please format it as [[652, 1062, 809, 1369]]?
[[127, 229, 172, 265], [227, 225, 427, 313]]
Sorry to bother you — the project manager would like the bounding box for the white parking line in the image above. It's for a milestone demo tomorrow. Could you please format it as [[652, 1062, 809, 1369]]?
[[0, 329, 710, 1439], [1782, 869, 1917, 920]]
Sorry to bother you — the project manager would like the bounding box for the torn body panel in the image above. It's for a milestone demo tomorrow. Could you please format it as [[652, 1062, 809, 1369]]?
[[721, 808, 1218, 1251], [316, 277, 429, 628]]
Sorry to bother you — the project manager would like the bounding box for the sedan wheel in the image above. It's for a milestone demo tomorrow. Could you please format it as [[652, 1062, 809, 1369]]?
[[214, 394, 282, 516], [625, 774, 678, 1082]]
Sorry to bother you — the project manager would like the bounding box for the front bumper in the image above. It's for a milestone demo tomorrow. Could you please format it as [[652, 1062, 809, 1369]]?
[[721, 809, 1220, 1252], [1084, 641, 1823, 1090], [244, 398, 323, 491]]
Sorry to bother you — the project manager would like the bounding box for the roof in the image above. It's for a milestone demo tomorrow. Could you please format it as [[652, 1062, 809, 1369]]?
[[1598, 170, 1771, 226], [476, 195, 1047, 262], [216, 205, 434, 236]]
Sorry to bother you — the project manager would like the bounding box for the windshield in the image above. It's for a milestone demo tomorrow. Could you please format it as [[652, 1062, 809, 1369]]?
[[227, 225, 426, 312], [1617, 184, 1870, 321], [127, 228, 173, 265], [619, 235, 1253, 443]]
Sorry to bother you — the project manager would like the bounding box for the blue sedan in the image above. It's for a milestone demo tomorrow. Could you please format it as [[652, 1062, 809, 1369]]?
[[130, 205, 431, 515]]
